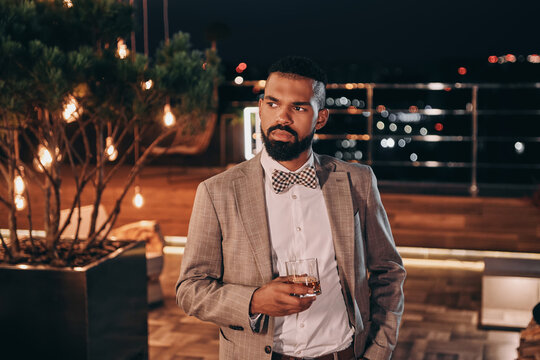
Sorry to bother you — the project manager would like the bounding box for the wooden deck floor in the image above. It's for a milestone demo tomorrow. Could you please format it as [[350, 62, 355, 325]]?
[[150, 253, 521, 360]]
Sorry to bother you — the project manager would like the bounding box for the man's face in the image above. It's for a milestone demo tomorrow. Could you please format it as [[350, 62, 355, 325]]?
[[259, 72, 328, 161]]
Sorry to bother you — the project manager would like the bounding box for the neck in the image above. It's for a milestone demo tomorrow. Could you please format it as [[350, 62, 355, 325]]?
[[277, 148, 312, 171]]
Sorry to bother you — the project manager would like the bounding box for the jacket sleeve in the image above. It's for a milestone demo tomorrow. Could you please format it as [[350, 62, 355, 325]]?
[[362, 167, 406, 360], [175, 182, 258, 332]]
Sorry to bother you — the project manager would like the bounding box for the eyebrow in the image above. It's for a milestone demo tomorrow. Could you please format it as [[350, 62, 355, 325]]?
[[264, 95, 312, 107]]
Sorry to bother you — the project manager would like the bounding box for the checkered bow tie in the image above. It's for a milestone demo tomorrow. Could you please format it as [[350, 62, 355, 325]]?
[[271, 166, 318, 194]]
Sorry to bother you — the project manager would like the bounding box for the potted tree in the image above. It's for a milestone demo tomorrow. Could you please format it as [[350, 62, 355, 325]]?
[[0, 0, 220, 358]]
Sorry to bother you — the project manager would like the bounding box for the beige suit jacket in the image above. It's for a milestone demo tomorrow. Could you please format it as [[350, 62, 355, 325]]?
[[176, 152, 406, 360]]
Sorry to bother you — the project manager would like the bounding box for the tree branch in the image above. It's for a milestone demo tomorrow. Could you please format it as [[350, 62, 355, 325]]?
[[85, 126, 176, 248], [0, 231, 13, 261]]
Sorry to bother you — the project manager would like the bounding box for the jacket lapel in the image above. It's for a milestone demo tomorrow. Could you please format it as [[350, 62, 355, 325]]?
[[233, 154, 274, 284], [315, 155, 356, 313]]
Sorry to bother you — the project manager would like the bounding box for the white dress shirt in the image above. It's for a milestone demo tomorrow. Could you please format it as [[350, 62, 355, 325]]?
[[260, 148, 354, 358]]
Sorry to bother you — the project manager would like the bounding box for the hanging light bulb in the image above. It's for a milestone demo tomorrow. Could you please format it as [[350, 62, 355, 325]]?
[[132, 186, 144, 208], [142, 79, 153, 90], [163, 104, 175, 127], [36, 145, 53, 171], [14, 195, 27, 211], [34, 145, 62, 172], [117, 38, 129, 59], [105, 136, 118, 161], [62, 95, 80, 123], [54, 146, 62, 162], [14, 175, 25, 195], [63, 0, 73, 8]]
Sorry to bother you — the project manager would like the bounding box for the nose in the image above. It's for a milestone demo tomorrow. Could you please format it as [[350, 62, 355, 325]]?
[[276, 107, 293, 125]]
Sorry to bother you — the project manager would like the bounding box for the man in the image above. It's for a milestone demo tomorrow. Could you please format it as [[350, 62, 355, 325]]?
[[176, 56, 405, 360]]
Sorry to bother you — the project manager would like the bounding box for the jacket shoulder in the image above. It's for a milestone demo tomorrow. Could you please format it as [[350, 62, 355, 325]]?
[[317, 153, 373, 177], [201, 157, 259, 190]]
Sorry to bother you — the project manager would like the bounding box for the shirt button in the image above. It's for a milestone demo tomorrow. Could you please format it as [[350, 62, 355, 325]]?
[[296, 227, 301, 232], [264, 345, 272, 354], [299, 323, 305, 328], [292, 194, 297, 199]]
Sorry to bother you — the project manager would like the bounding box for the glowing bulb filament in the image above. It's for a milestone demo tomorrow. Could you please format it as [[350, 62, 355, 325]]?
[[105, 137, 118, 161], [132, 186, 144, 208], [63, 96, 80, 123], [15, 195, 27, 211], [163, 104, 176, 127], [117, 39, 129, 59], [14, 175, 25, 195], [38, 145, 53, 169], [142, 80, 153, 90], [63, 0, 73, 8]]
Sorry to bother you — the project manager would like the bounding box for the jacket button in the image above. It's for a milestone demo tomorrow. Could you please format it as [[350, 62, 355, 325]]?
[[264, 345, 272, 354]]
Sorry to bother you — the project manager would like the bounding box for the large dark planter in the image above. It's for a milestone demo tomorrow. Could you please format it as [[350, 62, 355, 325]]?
[[0, 240, 148, 360]]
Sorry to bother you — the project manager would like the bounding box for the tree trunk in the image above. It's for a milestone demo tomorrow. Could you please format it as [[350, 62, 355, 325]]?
[[7, 134, 20, 255], [88, 121, 104, 239]]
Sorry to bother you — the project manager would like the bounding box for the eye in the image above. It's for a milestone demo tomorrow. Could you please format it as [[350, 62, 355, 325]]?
[[293, 106, 307, 112], [266, 101, 277, 108]]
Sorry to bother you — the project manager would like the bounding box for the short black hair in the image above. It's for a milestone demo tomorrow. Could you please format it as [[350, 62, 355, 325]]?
[[268, 56, 327, 85], [534, 302, 540, 324]]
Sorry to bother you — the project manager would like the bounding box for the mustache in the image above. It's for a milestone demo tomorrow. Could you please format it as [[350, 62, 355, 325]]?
[[267, 124, 298, 138]]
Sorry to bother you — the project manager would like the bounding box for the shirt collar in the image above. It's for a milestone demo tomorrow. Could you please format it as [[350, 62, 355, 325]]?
[[260, 147, 314, 179]]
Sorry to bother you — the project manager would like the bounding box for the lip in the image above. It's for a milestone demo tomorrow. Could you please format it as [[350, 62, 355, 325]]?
[[270, 129, 295, 141]]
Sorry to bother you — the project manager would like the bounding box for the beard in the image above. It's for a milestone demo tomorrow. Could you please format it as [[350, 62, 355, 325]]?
[[261, 124, 315, 161]]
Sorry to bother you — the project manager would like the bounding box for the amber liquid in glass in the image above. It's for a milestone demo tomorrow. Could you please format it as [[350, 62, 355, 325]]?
[[287, 275, 321, 297]]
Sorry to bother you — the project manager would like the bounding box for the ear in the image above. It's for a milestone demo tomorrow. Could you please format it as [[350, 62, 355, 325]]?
[[258, 97, 263, 118], [315, 108, 329, 130]]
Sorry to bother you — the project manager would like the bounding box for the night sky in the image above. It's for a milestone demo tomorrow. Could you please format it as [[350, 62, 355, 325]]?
[[142, 0, 539, 76]]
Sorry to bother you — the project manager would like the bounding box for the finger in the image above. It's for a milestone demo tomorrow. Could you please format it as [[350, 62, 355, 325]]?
[[273, 276, 290, 283], [273, 282, 305, 295], [279, 292, 316, 309], [288, 283, 313, 296]]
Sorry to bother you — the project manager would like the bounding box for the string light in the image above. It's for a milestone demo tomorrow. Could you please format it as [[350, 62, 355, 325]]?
[[105, 136, 118, 161], [236, 62, 247, 73], [14, 175, 25, 195], [132, 186, 144, 208], [117, 38, 129, 59], [13, 175, 25, 195], [15, 195, 27, 211], [528, 54, 540, 63], [514, 142, 525, 154], [63, 0, 73, 8], [34, 145, 62, 172], [14, 174, 27, 211], [234, 76, 244, 85], [62, 95, 80, 123], [142, 79, 153, 90], [163, 103, 176, 127], [37, 145, 53, 171], [505, 54, 516, 63]]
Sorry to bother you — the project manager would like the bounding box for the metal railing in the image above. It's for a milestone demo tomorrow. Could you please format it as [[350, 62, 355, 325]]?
[[223, 82, 540, 196]]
